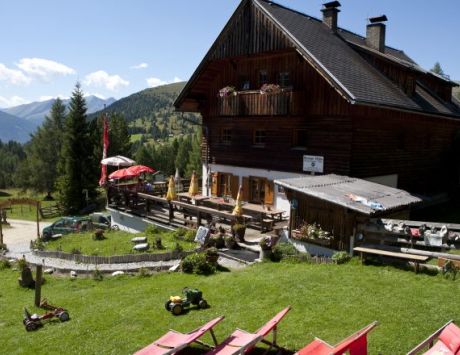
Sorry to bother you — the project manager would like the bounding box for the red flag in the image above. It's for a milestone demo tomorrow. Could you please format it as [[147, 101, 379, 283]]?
[[99, 115, 109, 186]]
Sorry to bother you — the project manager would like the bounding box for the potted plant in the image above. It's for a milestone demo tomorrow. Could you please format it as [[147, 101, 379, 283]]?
[[232, 223, 246, 242], [224, 235, 237, 249], [205, 247, 219, 264], [218, 86, 237, 97], [258, 236, 273, 260]]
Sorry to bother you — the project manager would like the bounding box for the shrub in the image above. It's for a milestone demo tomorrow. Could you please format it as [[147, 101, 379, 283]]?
[[92, 268, 103, 281], [93, 229, 105, 241], [71, 248, 81, 255], [17, 258, 27, 271], [209, 234, 224, 248], [174, 243, 184, 254], [271, 243, 299, 262], [30, 239, 45, 251], [155, 237, 164, 249], [0, 259, 11, 270], [0, 243, 8, 252], [180, 253, 216, 275], [138, 267, 150, 277], [184, 229, 196, 242], [172, 227, 187, 240], [442, 260, 458, 281], [332, 251, 351, 264], [145, 225, 161, 235]]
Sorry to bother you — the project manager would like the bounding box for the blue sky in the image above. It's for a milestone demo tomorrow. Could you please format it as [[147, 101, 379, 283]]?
[[0, 0, 458, 108]]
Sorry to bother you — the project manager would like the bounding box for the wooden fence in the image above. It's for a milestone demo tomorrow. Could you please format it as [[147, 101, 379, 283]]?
[[32, 249, 193, 264]]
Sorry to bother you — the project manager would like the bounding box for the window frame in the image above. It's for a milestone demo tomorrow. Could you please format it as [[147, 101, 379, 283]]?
[[253, 129, 267, 148]]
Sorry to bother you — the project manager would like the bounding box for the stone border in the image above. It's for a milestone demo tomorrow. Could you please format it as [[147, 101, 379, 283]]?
[[32, 249, 193, 264]]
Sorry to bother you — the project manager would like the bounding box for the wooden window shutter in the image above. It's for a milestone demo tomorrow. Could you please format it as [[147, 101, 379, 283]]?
[[230, 175, 239, 199], [211, 172, 219, 196], [264, 180, 274, 205], [242, 177, 249, 201]]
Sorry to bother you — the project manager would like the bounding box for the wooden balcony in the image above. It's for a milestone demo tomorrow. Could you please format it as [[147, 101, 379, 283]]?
[[218, 90, 300, 116]]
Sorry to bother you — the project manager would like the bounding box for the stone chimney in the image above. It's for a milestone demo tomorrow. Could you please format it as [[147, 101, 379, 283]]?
[[321, 1, 341, 33], [366, 15, 388, 53]]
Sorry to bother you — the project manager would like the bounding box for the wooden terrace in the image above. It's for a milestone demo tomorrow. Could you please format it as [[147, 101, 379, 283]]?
[[107, 185, 287, 234]]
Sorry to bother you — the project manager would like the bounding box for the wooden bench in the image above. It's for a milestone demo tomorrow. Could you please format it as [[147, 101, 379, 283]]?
[[353, 246, 429, 273]]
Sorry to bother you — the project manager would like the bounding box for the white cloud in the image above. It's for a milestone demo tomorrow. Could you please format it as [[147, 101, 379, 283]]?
[[146, 76, 182, 88], [146, 77, 168, 87], [0, 63, 31, 85], [84, 70, 129, 92], [131, 63, 148, 70], [16, 58, 75, 81], [0, 95, 29, 108]]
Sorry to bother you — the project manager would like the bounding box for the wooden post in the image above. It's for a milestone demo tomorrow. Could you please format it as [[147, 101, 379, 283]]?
[[349, 227, 356, 256], [34, 265, 43, 307], [0, 209, 3, 246], [36, 202, 40, 238], [197, 210, 201, 227], [168, 202, 173, 222]]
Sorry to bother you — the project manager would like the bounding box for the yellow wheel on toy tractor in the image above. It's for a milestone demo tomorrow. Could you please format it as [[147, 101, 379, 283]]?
[[171, 303, 183, 315]]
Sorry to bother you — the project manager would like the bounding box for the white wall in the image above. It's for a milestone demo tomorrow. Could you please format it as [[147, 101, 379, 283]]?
[[202, 163, 309, 215]]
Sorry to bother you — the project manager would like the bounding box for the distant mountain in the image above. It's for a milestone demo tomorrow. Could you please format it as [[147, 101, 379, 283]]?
[[0, 110, 36, 143], [3, 96, 116, 126]]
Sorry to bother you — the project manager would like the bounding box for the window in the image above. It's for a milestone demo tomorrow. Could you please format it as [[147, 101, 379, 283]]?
[[219, 173, 233, 197], [220, 128, 232, 145], [249, 177, 266, 204], [279, 71, 290, 88], [239, 75, 250, 90], [293, 129, 308, 149], [259, 70, 268, 86], [253, 130, 266, 147]]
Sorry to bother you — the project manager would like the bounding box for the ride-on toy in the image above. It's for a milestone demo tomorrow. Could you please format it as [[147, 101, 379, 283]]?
[[23, 299, 70, 331], [165, 287, 208, 315]]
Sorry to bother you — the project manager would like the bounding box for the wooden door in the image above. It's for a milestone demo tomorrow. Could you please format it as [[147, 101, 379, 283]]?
[[264, 180, 274, 205]]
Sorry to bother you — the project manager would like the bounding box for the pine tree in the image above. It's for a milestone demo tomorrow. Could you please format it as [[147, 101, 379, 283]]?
[[24, 98, 66, 195], [185, 131, 202, 178], [431, 62, 445, 76], [56, 83, 96, 213]]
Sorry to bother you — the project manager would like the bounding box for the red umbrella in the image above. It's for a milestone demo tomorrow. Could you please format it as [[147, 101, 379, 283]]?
[[108, 165, 156, 180], [125, 165, 155, 176], [109, 167, 135, 180]]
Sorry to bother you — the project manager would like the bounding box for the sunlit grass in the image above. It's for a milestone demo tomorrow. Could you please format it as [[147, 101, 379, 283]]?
[[0, 260, 458, 354]]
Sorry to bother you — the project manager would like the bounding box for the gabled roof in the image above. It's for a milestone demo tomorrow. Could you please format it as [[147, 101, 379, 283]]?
[[175, 0, 460, 118], [275, 174, 422, 215]]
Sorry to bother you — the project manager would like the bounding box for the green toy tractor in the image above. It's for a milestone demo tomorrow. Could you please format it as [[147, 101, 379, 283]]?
[[165, 287, 208, 315]]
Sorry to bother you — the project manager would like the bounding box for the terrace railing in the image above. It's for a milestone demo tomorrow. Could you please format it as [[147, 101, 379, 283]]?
[[218, 90, 300, 116]]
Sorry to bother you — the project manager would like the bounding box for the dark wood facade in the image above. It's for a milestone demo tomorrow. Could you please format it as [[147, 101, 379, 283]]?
[[176, 0, 460, 195]]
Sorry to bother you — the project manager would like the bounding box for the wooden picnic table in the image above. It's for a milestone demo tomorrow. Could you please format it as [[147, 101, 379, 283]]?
[[177, 192, 209, 205]]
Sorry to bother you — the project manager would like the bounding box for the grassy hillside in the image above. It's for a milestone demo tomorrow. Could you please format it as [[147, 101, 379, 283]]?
[[89, 82, 201, 142]]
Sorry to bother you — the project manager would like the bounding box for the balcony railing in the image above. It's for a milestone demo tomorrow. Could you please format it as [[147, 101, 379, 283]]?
[[218, 90, 297, 116]]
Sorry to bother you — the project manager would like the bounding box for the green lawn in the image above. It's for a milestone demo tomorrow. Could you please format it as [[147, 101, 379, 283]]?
[[0, 260, 458, 354], [43, 229, 197, 256], [0, 189, 58, 222]]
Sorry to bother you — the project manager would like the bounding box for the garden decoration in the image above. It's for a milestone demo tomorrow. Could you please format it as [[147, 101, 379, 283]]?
[[18, 265, 36, 289], [188, 171, 199, 197], [23, 299, 70, 332], [218, 86, 236, 97], [165, 287, 208, 316], [166, 175, 176, 201], [259, 83, 281, 94]]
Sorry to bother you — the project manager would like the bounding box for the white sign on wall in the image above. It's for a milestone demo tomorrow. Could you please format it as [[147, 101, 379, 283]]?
[[303, 155, 324, 173]]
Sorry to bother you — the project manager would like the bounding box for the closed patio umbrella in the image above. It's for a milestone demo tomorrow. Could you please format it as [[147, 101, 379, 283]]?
[[166, 176, 176, 201], [188, 170, 199, 197], [232, 185, 243, 216]]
